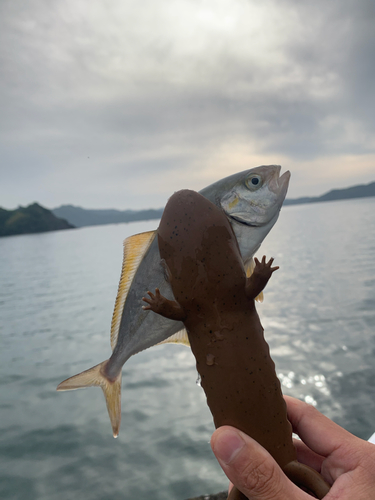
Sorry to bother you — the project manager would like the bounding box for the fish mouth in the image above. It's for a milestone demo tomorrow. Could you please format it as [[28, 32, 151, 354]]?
[[226, 167, 291, 227], [228, 214, 259, 227], [269, 166, 291, 197]]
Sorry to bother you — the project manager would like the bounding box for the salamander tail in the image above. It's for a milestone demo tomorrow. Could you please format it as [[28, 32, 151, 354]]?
[[284, 460, 330, 499], [57, 360, 122, 438]]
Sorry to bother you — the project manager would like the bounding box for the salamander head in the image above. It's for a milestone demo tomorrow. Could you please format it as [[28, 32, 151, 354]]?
[[158, 190, 244, 302]]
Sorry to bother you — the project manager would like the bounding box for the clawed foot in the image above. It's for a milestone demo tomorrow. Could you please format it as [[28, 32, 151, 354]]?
[[253, 256, 279, 279], [142, 288, 186, 321], [142, 288, 166, 313]]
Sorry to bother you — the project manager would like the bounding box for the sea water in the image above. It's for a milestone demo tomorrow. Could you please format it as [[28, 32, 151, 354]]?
[[1, 198, 374, 500]]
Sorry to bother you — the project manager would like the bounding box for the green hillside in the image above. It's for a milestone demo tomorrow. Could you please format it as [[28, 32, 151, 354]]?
[[0, 203, 74, 237], [52, 204, 163, 227], [284, 180, 375, 205]]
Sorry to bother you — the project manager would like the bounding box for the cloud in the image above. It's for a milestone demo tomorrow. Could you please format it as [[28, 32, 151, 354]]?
[[0, 0, 374, 209]]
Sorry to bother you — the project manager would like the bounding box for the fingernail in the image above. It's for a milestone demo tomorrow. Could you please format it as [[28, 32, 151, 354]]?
[[212, 428, 245, 465]]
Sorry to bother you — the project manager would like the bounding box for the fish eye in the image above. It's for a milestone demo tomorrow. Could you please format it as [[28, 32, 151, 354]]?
[[245, 175, 262, 190]]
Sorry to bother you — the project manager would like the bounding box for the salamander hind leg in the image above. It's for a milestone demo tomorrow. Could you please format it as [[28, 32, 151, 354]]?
[[142, 288, 186, 321]]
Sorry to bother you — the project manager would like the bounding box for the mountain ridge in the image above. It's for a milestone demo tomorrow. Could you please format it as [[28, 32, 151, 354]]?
[[284, 180, 375, 205], [52, 205, 164, 228], [53, 179, 375, 226], [1, 179, 374, 237], [0, 203, 74, 237]]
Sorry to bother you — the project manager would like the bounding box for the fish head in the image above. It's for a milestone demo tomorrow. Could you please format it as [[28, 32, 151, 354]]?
[[220, 165, 290, 226], [200, 165, 290, 261]]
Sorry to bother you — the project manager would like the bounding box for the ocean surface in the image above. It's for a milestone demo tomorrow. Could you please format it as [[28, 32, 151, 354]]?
[[1, 197, 375, 500]]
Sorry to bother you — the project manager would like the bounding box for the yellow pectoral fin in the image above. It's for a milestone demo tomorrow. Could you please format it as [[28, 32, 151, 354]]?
[[245, 258, 264, 303], [158, 328, 190, 347], [111, 230, 156, 351], [245, 257, 255, 278]]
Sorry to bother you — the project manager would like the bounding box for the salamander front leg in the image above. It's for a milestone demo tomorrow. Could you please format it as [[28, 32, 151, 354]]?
[[142, 288, 186, 321], [245, 256, 279, 300]]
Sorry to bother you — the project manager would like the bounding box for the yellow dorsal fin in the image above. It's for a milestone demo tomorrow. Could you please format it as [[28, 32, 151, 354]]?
[[245, 258, 264, 303], [158, 328, 190, 347], [110, 230, 156, 350]]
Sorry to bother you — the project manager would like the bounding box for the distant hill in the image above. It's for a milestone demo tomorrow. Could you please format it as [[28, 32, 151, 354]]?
[[52, 205, 164, 228], [53, 180, 375, 229], [4, 180, 373, 237], [0, 203, 74, 237], [284, 180, 375, 205]]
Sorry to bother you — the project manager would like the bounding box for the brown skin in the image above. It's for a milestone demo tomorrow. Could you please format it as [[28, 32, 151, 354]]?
[[143, 190, 330, 499]]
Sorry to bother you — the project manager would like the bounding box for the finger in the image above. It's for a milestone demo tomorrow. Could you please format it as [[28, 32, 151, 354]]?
[[292, 438, 325, 472], [211, 426, 310, 500], [147, 291, 155, 299], [284, 396, 355, 457], [261, 255, 266, 264], [141, 296, 152, 310], [254, 257, 259, 265], [270, 266, 279, 272], [267, 258, 274, 266]]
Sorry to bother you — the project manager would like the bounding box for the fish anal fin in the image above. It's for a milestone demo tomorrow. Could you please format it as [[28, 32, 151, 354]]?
[[158, 328, 190, 347], [57, 360, 122, 438], [111, 230, 156, 351], [245, 258, 264, 303]]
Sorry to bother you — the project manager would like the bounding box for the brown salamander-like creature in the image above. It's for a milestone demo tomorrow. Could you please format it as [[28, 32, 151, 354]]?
[[142, 189, 330, 500]]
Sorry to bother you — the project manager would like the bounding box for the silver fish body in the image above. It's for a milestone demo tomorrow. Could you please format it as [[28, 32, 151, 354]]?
[[57, 165, 290, 436], [107, 165, 290, 376]]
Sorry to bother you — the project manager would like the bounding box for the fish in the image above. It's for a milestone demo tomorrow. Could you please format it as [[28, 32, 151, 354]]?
[[57, 165, 290, 437], [143, 189, 330, 500]]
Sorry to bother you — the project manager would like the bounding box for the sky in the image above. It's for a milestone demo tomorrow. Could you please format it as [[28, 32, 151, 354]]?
[[1, 0, 375, 210]]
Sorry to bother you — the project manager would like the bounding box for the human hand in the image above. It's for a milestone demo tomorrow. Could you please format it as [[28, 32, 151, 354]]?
[[211, 396, 375, 499]]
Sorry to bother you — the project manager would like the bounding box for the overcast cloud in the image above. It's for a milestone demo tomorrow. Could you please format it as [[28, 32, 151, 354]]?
[[1, 0, 374, 209]]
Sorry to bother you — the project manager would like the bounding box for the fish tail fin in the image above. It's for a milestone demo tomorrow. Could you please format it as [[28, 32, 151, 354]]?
[[284, 460, 330, 499], [57, 361, 122, 438]]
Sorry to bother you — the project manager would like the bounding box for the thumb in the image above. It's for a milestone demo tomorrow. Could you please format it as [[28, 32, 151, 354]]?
[[211, 426, 308, 500]]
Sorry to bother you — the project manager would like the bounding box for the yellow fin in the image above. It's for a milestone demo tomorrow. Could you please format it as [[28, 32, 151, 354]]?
[[158, 328, 190, 347], [110, 230, 156, 351], [245, 258, 264, 303], [57, 360, 122, 438]]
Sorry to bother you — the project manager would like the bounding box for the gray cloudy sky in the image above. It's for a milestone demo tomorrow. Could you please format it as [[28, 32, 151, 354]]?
[[1, 0, 375, 210]]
